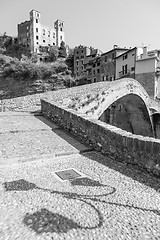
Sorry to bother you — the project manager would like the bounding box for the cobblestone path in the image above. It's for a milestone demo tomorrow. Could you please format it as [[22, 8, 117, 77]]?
[[0, 112, 160, 239]]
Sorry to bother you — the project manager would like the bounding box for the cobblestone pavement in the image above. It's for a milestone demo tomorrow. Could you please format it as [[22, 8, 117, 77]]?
[[0, 113, 91, 165], [0, 113, 160, 239]]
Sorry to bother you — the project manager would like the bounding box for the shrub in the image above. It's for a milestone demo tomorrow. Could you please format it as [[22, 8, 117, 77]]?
[[63, 75, 75, 87], [0, 54, 71, 82], [51, 60, 68, 73], [58, 41, 67, 58]]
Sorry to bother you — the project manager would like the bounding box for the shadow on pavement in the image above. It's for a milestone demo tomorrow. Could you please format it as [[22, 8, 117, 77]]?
[[3, 178, 160, 235], [81, 151, 160, 192], [35, 115, 92, 153], [23, 209, 79, 234]]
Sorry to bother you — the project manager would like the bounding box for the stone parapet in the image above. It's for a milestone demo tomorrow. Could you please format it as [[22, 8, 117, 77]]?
[[41, 99, 160, 177]]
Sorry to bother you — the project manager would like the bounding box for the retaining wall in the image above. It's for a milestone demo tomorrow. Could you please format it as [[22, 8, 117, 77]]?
[[41, 99, 160, 177]]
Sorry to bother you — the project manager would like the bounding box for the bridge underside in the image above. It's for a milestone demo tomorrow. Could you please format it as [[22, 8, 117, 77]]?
[[99, 94, 154, 138]]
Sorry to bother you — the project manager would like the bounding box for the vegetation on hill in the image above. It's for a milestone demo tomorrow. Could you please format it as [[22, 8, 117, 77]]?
[[0, 33, 89, 99]]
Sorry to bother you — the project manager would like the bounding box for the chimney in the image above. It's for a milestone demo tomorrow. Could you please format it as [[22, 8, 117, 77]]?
[[143, 46, 147, 58], [113, 44, 118, 49]]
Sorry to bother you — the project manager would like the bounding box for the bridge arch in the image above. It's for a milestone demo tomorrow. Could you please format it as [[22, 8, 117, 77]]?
[[90, 78, 151, 119], [75, 78, 154, 137]]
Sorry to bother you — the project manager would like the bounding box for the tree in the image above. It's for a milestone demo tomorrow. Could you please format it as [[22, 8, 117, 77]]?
[[30, 53, 38, 63], [75, 74, 88, 86], [48, 46, 59, 62], [65, 50, 74, 74], [58, 41, 67, 58]]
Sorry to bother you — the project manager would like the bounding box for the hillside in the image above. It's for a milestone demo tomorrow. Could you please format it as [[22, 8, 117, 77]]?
[[0, 54, 74, 100]]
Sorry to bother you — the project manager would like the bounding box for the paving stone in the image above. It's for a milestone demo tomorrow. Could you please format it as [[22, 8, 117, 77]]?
[[0, 112, 159, 239]]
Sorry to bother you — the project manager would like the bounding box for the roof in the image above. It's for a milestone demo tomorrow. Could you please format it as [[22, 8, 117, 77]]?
[[115, 47, 137, 59], [101, 48, 130, 56], [30, 9, 40, 13]]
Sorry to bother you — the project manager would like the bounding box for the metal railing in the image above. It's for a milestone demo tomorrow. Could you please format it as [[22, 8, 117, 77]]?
[[119, 70, 131, 78]]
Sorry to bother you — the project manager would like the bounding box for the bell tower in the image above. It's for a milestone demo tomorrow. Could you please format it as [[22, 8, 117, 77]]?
[[30, 10, 41, 53], [54, 20, 65, 47]]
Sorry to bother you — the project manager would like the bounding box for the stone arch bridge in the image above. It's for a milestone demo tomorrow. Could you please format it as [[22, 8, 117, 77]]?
[[41, 78, 160, 177], [65, 78, 157, 137]]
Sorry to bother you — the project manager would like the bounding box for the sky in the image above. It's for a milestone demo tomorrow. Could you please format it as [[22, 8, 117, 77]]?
[[0, 0, 160, 53]]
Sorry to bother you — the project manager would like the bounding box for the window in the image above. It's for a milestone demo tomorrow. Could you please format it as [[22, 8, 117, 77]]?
[[81, 60, 84, 64], [43, 40, 45, 43], [77, 51, 79, 54], [112, 53, 115, 59], [60, 36, 62, 40], [36, 28, 38, 32], [93, 64, 96, 68], [53, 33, 55, 38], [37, 42, 39, 45], [125, 64, 127, 74], [105, 56, 107, 62], [97, 69, 100, 74], [123, 65, 127, 74], [97, 62, 100, 66], [122, 65, 124, 75], [93, 70, 96, 75], [43, 29, 45, 35], [36, 19, 38, 23], [131, 67, 135, 71], [53, 43, 55, 45], [77, 62, 78, 65], [82, 50, 83, 53], [48, 44, 50, 46], [36, 36, 39, 40], [48, 31, 50, 37], [94, 78, 96, 82], [37, 13, 39, 18], [60, 28, 63, 31], [123, 54, 128, 60]]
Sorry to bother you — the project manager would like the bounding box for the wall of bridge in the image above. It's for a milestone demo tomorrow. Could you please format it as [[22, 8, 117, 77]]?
[[41, 99, 160, 177]]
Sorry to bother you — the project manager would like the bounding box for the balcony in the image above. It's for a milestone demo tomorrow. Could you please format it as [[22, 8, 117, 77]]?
[[119, 70, 131, 78]]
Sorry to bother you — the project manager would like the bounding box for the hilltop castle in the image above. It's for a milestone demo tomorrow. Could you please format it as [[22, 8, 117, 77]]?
[[17, 9, 65, 54]]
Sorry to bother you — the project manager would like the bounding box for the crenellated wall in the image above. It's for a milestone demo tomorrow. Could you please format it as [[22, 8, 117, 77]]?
[[41, 99, 160, 177]]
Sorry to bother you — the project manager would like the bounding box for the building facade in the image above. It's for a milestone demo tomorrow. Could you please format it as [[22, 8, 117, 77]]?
[[115, 46, 160, 98], [73, 45, 102, 77], [115, 47, 144, 80], [18, 10, 65, 54], [135, 48, 160, 98], [100, 46, 129, 82]]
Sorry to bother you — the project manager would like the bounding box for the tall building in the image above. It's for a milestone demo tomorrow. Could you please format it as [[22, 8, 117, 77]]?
[[73, 45, 102, 77], [18, 10, 65, 54]]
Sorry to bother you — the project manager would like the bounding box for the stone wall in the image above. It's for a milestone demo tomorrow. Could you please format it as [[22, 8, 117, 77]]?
[[135, 72, 155, 97], [0, 93, 44, 112], [41, 99, 160, 177]]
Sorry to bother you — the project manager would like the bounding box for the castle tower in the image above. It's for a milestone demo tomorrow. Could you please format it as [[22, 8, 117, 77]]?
[[30, 9, 41, 53], [54, 20, 65, 47]]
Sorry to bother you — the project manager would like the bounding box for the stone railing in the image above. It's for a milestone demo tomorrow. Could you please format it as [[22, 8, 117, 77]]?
[[41, 99, 160, 177]]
